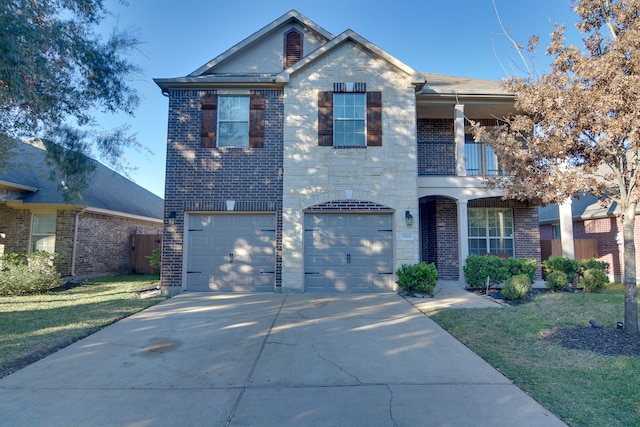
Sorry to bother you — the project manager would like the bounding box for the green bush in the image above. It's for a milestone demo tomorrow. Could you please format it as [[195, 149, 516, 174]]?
[[501, 274, 532, 301], [464, 254, 537, 287], [145, 247, 161, 273], [396, 262, 438, 295], [580, 258, 610, 274], [542, 256, 582, 286], [0, 252, 63, 296], [581, 268, 608, 293], [545, 270, 568, 291]]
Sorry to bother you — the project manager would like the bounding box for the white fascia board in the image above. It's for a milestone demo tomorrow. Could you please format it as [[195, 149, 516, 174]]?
[[84, 206, 163, 224], [0, 179, 38, 192]]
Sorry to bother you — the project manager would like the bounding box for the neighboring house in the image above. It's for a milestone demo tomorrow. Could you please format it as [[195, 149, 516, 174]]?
[[539, 194, 638, 282], [0, 140, 163, 278], [155, 10, 540, 295]]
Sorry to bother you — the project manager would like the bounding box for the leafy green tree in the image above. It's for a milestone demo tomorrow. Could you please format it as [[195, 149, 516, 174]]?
[[0, 0, 141, 200], [476, 0, 640, 333]]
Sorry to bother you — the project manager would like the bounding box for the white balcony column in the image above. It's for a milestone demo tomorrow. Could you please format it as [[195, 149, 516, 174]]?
[[454, 104, 466, 176], [457, 199, 469, 285], [559, 198, 575, 259]]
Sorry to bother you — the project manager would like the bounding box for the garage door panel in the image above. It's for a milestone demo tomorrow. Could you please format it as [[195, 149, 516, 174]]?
[[186, 213, 276, 292], [304, 213, 393, 293]]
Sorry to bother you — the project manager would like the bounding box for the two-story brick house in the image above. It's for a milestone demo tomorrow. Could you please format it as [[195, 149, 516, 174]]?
[[155, 10, 540, 295]]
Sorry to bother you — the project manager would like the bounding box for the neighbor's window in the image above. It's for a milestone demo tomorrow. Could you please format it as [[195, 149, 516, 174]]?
[[465, 133, 502, 176], [552, 224, 561, 239], [468, 208, 514, 257], [31, 213, 56, 253], [218, 96, 250, 147], [334, 93, 366, 147]]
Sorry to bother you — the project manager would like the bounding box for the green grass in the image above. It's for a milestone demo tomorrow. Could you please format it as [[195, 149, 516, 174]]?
[[428, 283, 640, 427], [0, 274, 166, 378]]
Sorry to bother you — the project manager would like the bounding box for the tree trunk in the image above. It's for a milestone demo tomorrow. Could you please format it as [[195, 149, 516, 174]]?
[[622, 202, 639, 335]]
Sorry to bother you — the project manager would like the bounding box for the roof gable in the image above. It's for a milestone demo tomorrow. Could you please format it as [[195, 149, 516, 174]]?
[[189, 10, 333, 77], [276, 29, 425, 86]]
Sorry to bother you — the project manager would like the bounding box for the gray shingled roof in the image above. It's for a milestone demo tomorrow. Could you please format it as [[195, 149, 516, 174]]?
[[538, 193, 619, 224], [0, 141, 163, 219], [419, 72, 513, 96]]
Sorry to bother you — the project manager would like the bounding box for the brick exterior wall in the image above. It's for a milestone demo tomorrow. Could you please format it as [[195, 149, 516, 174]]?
[[0, 205, 161, 278], [0, 205, 31, 255], [417, 119, 455, 176], [419, 197, 541, 281], [161, 89, 284, 292]]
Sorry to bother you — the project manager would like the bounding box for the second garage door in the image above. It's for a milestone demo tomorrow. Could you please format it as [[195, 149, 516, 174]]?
[[304, 213, 394, 292], [186, 213, 276, 292]]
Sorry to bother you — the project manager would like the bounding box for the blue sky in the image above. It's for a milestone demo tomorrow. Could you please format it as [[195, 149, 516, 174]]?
[[99, 0, 581, 198]]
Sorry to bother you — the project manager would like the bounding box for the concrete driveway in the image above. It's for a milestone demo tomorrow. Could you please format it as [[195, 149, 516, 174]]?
[[0, 292, 565, 426]]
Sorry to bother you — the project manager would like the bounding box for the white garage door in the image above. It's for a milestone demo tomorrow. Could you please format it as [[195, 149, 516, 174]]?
[[304, 213, 394, 292], [186, 214, 276, 292]]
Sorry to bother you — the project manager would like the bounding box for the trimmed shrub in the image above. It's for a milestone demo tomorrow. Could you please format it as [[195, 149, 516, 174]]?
[[396, 262, 438, 295], [581, 258, 610, 274], [464, 254, 538, 288], [545, 270, 568, 291], [542, 256, 582, 286], [463, 254, 508, 287], [0, 252, 63, 296], [501, 274, 532, 301], [581, 268, 608, 293]]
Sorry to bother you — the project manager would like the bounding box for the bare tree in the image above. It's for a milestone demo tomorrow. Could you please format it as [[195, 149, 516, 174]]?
[[474, 0, 640, 334]]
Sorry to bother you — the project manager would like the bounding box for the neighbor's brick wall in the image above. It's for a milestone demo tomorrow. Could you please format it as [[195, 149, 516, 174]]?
[[0, 205, 30, 255], [70, 212, 161, 277], [0, 206, 160, 278], [574, 217, 625, 279], [162, 89, 284, 292]]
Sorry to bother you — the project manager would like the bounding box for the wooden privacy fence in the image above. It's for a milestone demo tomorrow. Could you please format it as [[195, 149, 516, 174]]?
[[129, 234, 162, 274], [540, 239, 598, 262]]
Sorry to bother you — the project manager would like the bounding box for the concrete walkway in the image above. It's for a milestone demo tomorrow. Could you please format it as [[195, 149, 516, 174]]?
[[0, 289, 565, 426]]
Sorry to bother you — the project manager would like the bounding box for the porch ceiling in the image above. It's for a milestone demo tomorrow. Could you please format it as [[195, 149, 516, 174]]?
[[417, 101, 516, 120]]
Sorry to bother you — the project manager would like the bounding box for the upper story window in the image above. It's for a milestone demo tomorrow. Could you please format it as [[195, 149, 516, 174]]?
[[318, 83, 382, 148], [31, 212, 56, 253], [465, 133, 502, 176], [284, 29, 303, 68], [218, 96, 250, 148], [334, 93, 366, 147], [468, 208, 514, 257], [200, 93, 264, 149]]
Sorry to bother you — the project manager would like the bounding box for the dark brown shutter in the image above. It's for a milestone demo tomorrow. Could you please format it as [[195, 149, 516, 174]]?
[[200, 93, 217, 148], [318, 91, 333, 146], [367, 91, 382, 146], [284, 29, 303, 68], [249, 93, 265, 148]]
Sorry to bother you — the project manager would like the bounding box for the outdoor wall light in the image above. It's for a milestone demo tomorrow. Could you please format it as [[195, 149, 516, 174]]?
[[405, 210, 414, 227], [167, 211, 177, 226]]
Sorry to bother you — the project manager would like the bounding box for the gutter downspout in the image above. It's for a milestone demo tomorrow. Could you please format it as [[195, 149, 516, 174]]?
[[70, 209, 86, 276]]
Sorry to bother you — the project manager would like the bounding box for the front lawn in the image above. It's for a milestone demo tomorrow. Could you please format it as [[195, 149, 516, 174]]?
[[427, 283, 640, 427], [0, 274, 166, 378]]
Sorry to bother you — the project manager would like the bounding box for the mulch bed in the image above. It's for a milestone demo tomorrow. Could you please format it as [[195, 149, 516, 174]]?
[[541, 326, 640, 356]]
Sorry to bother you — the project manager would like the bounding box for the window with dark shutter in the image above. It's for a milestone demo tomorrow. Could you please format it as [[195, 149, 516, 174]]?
[[317, 86, 383, 147], [318, 91, 333, 146], [367, 91, 382, 146], [284, 29, 303, 69], [249, 93, 265, 148], [201, 93, 218, 148]]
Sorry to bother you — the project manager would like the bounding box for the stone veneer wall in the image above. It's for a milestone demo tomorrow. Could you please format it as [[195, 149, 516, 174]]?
[[281, 41, 419, 291], [161, 89, 284, 293]]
